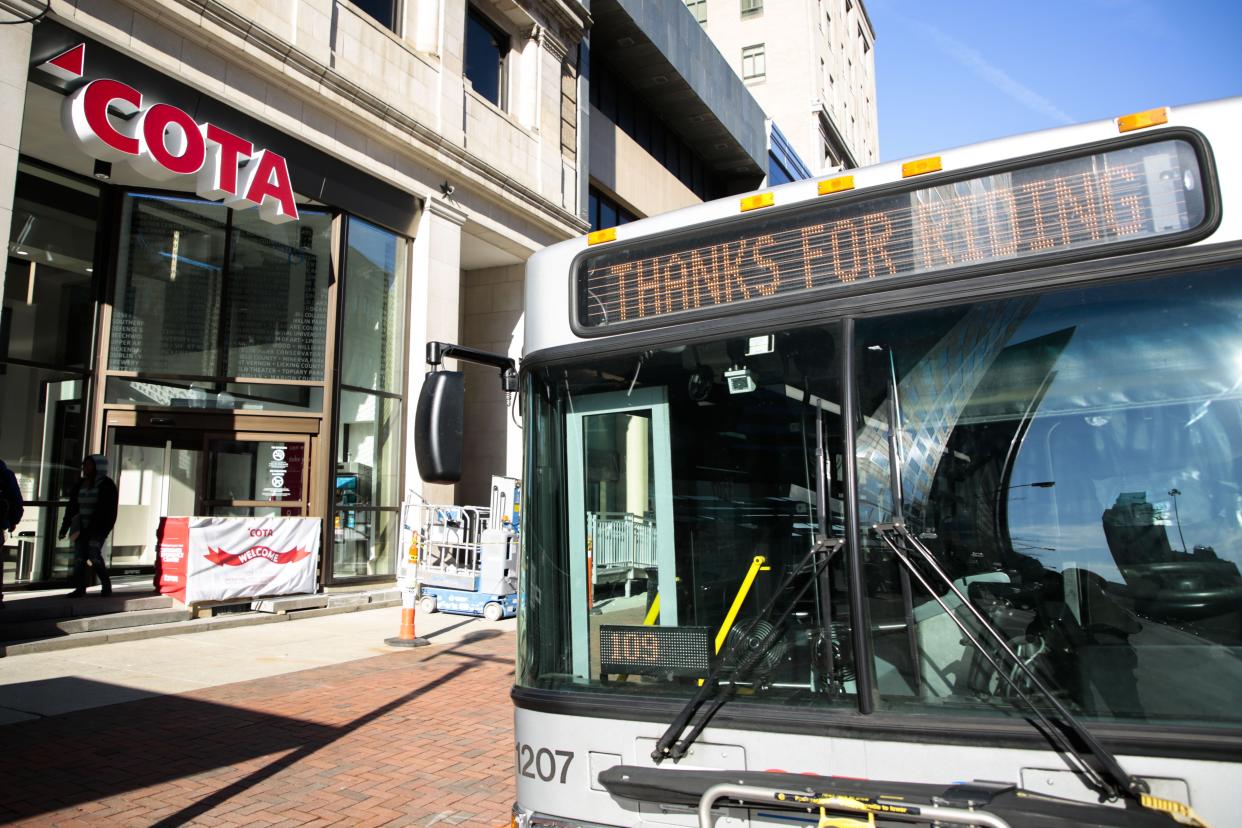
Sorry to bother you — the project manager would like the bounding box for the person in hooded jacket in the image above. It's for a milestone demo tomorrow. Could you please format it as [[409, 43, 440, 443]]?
[[59, 454, 118, 597]]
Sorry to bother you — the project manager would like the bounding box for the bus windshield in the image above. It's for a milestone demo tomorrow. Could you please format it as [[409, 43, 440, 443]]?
[[519, 262, 1242, 729]]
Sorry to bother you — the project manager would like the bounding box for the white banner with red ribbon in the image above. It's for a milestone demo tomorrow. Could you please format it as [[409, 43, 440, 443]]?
[[156, 516, 319, 604]]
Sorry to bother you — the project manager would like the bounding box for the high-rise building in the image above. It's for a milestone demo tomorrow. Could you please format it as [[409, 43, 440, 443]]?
[[687, 0, 878, 172]]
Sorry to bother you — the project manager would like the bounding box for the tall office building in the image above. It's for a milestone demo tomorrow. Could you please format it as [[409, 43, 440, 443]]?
[[686, 0, 878, 172]]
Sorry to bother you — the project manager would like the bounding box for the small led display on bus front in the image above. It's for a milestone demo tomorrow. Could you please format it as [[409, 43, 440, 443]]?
[[576, 138, 1208, 331]]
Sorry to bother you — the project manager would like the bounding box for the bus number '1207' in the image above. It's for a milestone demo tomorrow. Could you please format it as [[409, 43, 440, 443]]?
[[516, 743, 575, 784]]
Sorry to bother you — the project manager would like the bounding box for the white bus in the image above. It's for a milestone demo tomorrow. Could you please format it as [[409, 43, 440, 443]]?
[[420, 99, 1242, 827]]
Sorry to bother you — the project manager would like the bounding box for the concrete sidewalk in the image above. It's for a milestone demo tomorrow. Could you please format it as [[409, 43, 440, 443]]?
[[0, 578, 405, 656], [0, 603, 513, 725]]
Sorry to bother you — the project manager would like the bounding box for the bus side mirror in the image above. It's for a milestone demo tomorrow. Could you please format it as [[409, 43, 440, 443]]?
[[415, 370, 465, 483]]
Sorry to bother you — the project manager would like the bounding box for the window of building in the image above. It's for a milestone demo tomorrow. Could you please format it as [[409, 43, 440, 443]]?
[[845, 0, 853, 11], [349, 0, 399, 31], [819, 116, 846, 172], [597, 66, 617, 120], [768, 156, 794, 186], [333, 217, 409, 581], [588, 187, 638, 232], [741, 44, 766, 80], [741, 0, 763, 19], [2, 162, 100, 585], [588, 54, 722, 200], [110, 196, 333, 382], [859, 23, 870, 53], [339, 220, 407, 396], [666, 131, 682, 178], [684, 0, 707, 23], [560, 47, 580, 159], [616, 81, 635, 135], [465, 5, 509, 109]]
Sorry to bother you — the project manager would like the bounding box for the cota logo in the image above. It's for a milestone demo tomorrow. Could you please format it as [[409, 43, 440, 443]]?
[[42, 44, 299, 224]]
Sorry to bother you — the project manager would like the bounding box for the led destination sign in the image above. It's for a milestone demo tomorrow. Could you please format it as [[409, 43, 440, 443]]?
[[577, 138, 1208, 330], [597, 625, 712, 677]]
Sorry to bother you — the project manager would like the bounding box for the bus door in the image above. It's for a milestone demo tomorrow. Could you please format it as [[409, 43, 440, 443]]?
[[565, 388, 675, 681]]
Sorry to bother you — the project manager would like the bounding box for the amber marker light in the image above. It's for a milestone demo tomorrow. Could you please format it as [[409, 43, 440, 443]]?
[[902, 156, 943, 178], [1117, 107, 1169, 133], [587, 227, 617, 245], [818, 175, 855, 196], [740, 192, 775, 212]]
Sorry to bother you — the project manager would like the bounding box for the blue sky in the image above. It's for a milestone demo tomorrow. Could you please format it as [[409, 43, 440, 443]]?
[[867, 0, 1242, 161]]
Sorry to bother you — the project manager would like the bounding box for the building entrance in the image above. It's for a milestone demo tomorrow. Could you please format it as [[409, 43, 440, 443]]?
[[104, 420, 316, 572]]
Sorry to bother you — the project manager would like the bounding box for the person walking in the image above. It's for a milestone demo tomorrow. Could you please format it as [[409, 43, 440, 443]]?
[[0, 458, 25, 607], [59, 454, 118, 597]]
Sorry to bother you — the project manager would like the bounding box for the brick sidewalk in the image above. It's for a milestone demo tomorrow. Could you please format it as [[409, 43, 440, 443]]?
[[0, 628, 516, 827]]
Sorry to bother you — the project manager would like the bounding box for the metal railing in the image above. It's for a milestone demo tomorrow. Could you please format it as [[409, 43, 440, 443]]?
[[414, 504, 490, 575], [588, 511, 657, 570]]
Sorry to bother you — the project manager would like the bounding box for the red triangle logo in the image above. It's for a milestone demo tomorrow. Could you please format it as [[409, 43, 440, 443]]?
[[39, 44, 85, 80]]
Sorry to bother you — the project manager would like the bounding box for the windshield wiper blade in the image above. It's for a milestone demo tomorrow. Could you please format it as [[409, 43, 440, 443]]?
[[652, 536, 844, 764], [871, 522, 1148, 804]]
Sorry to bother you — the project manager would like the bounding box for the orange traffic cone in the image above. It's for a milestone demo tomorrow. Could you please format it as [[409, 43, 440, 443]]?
[[385, 587, 429, 647]]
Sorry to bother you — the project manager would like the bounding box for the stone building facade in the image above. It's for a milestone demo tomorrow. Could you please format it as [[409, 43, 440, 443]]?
[[0, 0, 588, 588]]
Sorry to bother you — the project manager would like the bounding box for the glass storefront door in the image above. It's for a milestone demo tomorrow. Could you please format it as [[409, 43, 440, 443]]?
[[202, 434, 310, 517], [107, 428, 204, 569], [105, 427, 311, 569]]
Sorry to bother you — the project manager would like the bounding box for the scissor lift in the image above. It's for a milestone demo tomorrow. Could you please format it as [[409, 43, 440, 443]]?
[[408, 477, 520, 622]]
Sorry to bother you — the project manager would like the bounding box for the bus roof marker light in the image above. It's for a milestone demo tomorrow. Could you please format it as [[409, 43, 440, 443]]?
[[1117, 106, 1169, 133], [901, 156, 942, 178], [818, 175, 855, 196], [740, 192, 775, 212], [587, 227, 617, 246]]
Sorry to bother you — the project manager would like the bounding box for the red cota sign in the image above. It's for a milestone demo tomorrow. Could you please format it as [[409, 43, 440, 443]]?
[[49, 45, 299, 224]]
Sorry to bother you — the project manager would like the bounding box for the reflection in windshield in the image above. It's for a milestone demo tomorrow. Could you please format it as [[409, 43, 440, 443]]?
[[859, 266, 1242, 725]]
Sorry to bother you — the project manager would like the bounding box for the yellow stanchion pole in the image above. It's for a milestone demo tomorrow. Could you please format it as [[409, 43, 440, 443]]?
[[698, 555, 769, 685], [714, 555, 768, 654]]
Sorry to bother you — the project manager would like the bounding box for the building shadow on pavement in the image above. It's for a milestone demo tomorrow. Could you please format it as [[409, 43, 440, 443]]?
[[0, 635, 516, 825], [0, 677, 339, 823]]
